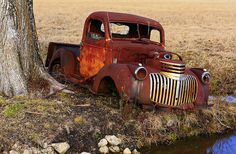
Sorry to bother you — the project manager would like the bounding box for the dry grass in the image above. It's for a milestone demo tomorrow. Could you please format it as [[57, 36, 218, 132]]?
[[34, 0, 236, 95]]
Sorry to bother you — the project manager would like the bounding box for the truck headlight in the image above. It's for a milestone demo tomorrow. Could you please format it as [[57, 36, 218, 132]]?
[[135, 66, 147, 81], [201, 71, 211, 84]]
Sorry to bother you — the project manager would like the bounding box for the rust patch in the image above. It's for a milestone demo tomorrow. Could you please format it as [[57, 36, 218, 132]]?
[[80, 45, 106, 78]]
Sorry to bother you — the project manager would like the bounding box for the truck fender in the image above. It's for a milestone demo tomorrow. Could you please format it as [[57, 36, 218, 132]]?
[[189, 68, 210, 106], [92, 64, 138, 99], [48, 48, 76, 77]]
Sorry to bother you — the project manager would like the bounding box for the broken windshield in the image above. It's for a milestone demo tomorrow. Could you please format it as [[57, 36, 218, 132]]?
[[108, 22, 161, 43]]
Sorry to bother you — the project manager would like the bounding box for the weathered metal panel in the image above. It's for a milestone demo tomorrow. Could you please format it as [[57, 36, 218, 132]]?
[[80, 44, 106, 78]]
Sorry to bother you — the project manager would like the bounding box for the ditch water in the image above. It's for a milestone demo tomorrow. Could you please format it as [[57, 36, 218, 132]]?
[[143, 131, 236, 154], [143, 96, 236, 154]]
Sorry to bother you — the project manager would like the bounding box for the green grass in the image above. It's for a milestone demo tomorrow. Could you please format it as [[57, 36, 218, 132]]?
[[2, 103, 24, 117], [167, 133, 177, 142]]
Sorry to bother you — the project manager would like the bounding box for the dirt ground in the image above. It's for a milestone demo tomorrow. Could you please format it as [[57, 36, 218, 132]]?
[[34, 0, 236, 95]]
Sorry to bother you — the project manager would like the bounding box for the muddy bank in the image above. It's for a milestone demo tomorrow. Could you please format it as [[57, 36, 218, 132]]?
[[0, 91, 236, 153]]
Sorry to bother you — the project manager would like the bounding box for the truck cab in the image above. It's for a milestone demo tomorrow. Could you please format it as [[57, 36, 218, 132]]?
[[79, 12, 165, 78], [46, 11, 211, 109]]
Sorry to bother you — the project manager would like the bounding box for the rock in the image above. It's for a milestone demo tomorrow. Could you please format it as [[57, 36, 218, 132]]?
[[132, 149, 140, 154], [56, 101, 63, 104], [123, 148, 131, 154], [98, 139, 108, 147], [23, 149, 33, 154], [99, 146, 109, 154], [30, 147, 41, 154], [41, 147, 55, 154], [167, 119, 175, 127], [109, 146, 120, 153], [81, 152, 91, 154], [9, 150, 20, 154], [105, 135, 121, 146], [65, 125, 70, 134], [12, 143, 18, 149], [12, 143, 20, 151], [51, 142, 70, 154], [37, 141, 48, 149], [42, 142, 48, 149]]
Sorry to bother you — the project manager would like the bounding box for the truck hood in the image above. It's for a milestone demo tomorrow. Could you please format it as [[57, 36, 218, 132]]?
[[109, 39, 165, 63]]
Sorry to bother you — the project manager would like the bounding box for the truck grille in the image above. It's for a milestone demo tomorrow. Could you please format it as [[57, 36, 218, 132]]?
[[150, 73, 198, 107], [160, 61, 185, 74]]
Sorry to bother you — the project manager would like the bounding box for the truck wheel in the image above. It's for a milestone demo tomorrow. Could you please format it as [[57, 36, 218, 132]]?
[[50, 61, 65, 84]]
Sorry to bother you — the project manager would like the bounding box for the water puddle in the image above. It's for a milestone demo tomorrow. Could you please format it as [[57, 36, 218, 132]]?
[[209, 95, 236, 104], [222, 96, 236, 104], [143, 131, 236, 154]]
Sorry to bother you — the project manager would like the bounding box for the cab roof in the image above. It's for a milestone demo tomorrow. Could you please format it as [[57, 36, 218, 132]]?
[[88, 11, 162, 28]]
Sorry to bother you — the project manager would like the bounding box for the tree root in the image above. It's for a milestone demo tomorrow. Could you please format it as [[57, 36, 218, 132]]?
[[38, 67, 74, 98]]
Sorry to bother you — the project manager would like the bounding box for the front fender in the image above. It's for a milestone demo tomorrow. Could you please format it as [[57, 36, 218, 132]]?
[[92, 64, 145, 100], [190, 68, 210, 106]]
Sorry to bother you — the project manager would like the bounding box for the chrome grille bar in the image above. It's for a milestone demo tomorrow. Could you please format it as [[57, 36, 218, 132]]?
[[160, 61, 186, 74], [150, 73, 198, 107]]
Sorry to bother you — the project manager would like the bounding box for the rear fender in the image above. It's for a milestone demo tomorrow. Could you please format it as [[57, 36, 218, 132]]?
[[49, 48, 76, 77]]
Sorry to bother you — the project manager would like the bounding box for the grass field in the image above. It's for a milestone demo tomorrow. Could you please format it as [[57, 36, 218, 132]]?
[[34, 0, 236, 95]]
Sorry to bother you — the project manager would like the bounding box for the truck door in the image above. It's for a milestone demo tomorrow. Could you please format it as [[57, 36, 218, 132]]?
[[80, 19, 106, 78]]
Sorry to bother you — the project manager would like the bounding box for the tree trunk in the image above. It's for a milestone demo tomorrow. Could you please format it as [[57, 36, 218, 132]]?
[[0, 0, 63, 97]]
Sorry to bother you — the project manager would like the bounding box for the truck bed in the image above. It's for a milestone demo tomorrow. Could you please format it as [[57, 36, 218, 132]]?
[[45, 42, 80, 67]]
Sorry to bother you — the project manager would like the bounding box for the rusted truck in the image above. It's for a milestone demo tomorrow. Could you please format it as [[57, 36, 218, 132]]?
[[45, 11, 211, 109]]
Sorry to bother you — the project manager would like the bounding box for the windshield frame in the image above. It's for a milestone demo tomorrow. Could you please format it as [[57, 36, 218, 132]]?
[[107, 21, 163, 45]]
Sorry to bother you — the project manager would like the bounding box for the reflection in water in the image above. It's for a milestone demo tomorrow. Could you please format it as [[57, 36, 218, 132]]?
[[143, 132, 236, 154], [207, 135, 236, 154]]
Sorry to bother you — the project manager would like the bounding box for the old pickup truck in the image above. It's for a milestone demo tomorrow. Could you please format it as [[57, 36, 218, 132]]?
[[45, 11, 211, 109]]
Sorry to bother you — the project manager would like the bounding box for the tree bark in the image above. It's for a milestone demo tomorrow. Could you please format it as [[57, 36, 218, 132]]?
[[0, 0, 63, 97]]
